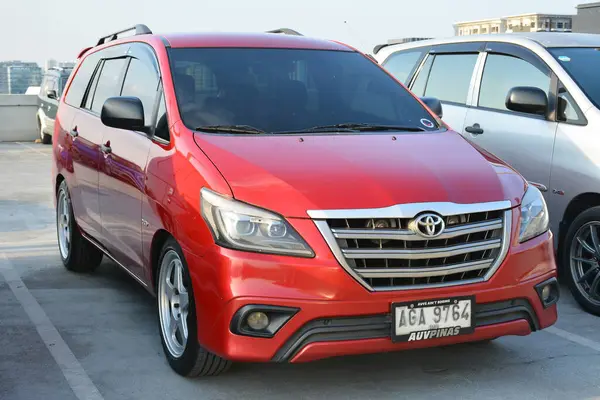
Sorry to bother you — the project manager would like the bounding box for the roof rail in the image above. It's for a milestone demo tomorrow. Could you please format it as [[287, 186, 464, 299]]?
[[373, 43, 389, 54], [96, 24, 153, 46], [266, 28, 303, 36]]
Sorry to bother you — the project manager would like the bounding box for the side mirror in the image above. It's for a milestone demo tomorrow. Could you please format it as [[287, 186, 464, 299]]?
[[506, 87, 548, 115], [101, 97, 146, 132], [420, 97, 443, 119], [46, 89, 58, 100]]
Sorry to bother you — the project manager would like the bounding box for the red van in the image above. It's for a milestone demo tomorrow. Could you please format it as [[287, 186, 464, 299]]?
[[52, 24, 559, 377]]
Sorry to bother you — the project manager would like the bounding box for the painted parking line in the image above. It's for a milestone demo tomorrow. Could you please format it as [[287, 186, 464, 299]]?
[[546, 326, 600, 352], [0, 254, 104, 400], [16, 141, 51, 156]]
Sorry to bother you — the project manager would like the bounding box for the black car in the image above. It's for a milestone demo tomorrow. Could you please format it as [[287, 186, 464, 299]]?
[[37, 67, 73, 144]]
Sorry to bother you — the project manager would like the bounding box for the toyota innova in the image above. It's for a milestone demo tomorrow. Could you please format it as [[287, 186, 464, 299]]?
[[52, 25, 558, 377]]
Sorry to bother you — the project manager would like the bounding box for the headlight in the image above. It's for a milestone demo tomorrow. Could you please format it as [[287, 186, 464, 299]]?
[[200, 188, 314, 257], [519, 185, 549, 243]]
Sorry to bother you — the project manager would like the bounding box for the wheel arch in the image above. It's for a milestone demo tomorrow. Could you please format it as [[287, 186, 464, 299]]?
[[55, 174, 65, 195], [559, 192, 600, 254], [150, 229, 174, 291]]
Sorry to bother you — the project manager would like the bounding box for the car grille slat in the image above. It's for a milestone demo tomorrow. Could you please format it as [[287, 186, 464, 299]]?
[[355, 259, 494, 278], [311, 205, 512, 291], [331, 218, 503, 241], [341, 238, 501, 259]]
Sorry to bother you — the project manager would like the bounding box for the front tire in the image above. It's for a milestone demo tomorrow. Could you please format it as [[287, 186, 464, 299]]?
[[562, 206, 600, 316], [56, 181, 103, 272], [157, 238, 231, 377]]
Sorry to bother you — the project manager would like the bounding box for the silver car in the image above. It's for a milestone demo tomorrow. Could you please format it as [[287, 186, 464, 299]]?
[[375, 33, 600, 316]]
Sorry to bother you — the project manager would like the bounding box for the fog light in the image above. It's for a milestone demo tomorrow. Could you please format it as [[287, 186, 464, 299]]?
[[247, 312, 270, 330], [535, 277, 559, 308], [541, 285, 552, 302]]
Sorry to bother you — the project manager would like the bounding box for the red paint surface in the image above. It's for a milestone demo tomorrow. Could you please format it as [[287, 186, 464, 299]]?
[[53, 31, 557, 364]]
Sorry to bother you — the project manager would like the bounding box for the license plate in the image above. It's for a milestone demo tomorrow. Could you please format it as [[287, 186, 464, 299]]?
[[391, 296, 475, 343]]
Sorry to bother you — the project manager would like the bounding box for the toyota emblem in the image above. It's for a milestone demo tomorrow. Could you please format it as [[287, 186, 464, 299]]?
[[410, 213, 445, 238]]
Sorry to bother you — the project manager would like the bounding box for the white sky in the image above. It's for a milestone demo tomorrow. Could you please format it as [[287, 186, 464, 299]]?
[[2, 0, 580, 65]]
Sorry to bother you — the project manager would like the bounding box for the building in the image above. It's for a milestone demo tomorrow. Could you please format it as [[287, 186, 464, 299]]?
[[0, 61, 43, 94], [454, 13, 573, 36], [573, 2, 600, 34], [58, 61, 76, 69], [45, 59, 58, 71], [45, 59, 76, 72]]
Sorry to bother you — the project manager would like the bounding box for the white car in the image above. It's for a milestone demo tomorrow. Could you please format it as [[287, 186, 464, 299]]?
[[375, 33, 600, 316]]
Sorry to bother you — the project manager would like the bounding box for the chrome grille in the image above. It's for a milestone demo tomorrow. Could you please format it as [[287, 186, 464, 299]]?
[[310, 202, 512, 291]]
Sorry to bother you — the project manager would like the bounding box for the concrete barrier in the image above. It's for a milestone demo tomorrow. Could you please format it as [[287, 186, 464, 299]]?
[[0, 95, 38, 142]]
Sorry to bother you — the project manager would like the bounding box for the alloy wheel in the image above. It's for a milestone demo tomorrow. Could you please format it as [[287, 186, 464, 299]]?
[[569, 221, 600, 306], [158, 250, 190, 358], [57, 189, 71, 260]]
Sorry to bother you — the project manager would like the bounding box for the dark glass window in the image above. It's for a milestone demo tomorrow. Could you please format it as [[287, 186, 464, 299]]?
[[121, 58, 160, 124], [422, 54, 478, 104], [550, 47, 600, 109], [43, 77, 57, 95], [479, 54, 550, 111], [169, 48, 440, 134], [411, 54, 434, 96], [154, 95, 169, 141], [383, 50, 424, 85], [58, 74, 70, 97], [90, 58, 127, 114], [64, 54, 99, 107], [84, 62, 102, 110]]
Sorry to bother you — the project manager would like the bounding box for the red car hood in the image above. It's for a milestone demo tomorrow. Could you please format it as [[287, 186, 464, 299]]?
[[193, 130, 526, 218]]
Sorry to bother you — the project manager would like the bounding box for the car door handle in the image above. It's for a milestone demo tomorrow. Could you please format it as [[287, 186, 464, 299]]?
[[69, 127, 78, 138], [101, 143, 112, 154], [465, 123, 484, 135]]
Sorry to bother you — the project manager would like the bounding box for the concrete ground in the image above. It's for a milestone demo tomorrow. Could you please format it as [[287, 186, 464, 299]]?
[[1, 142, 600, 400]]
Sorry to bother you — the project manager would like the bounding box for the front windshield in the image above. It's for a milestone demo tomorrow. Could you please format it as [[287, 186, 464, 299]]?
[[550, 47, 600, 109], [168, 48, 439, 134]]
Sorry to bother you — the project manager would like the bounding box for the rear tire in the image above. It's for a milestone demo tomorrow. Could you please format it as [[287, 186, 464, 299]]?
[[56, 181, 103, 272], [39, 119, 51, 144], [562, 206, 600, 316], [157, 237, 231, 377]]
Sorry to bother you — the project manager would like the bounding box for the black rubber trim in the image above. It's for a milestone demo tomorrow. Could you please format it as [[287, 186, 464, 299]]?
[[272, 298, 539, 362], [271, 315, 391, 362], [474, 299, 539, 331], [430, 42, 486, 54], [160, 36, 171, 47]]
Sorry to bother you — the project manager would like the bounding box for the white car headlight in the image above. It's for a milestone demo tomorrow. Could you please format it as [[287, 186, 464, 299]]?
[[519, 185, 550, 243], [200, 188, 314, 257]]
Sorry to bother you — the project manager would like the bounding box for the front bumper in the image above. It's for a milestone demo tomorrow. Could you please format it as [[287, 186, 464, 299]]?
[[185, 227, 557, 363], [272, 296, 546, 362]]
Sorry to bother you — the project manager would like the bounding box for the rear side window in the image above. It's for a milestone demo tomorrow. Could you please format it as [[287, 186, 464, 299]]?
[[121, 58, 160, 124], [478, 54, 550, 112], [64, 55, 99, 107], [90, 58, 127, 114], [411, 55, 434, 96], [418, 54, 478, 104], [383, 50, 424, 85]]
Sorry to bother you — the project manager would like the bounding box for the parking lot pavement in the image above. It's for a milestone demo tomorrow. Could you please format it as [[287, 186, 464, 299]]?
[[1, 142, 600, 400]]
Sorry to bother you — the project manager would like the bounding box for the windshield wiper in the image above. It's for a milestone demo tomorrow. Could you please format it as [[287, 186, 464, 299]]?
[[274, 123, 427, 134], [195, 125, 267, 134]]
